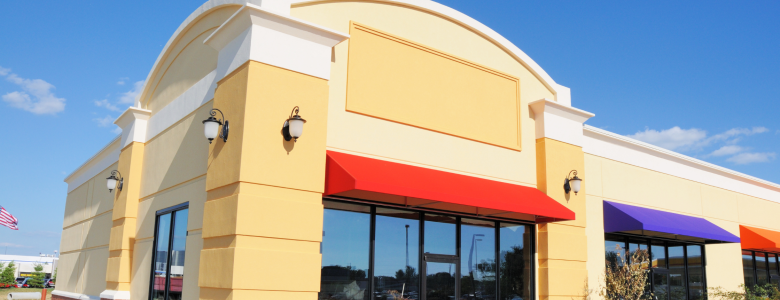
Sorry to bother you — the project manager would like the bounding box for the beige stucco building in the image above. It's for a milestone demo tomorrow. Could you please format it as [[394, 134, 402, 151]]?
[[54, 1, 780, 300]]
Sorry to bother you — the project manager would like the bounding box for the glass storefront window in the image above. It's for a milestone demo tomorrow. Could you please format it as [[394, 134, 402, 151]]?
[[499, 223, 531, 300], [742, 250, 780, 288], [667, 245, 686, 300], [321, 200, 534, 300], [757, 253, 769, 286], [461, 218, 496, 300], [651, 241, 667, 269], [150, 204, 188, 300], [686, 245, 703, 300], [374, 208, 420, 299], [604, 239, 624, 269], [770, 254, 780, 287], [605, 235, 705, 300], [321, 203, 371, 300], [743, 251, 756, 287], [425, 214, 456, 255], [151, 213, 171, 300]]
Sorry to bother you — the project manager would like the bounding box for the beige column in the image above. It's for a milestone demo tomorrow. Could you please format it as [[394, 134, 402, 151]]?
[[102, 107, 151, 300], [530, 99, 595, 300], [196, 3, 348, 299]]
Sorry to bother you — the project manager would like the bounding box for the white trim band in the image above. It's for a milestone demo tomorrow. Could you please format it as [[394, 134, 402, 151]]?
[[583, 125, 780, 202]]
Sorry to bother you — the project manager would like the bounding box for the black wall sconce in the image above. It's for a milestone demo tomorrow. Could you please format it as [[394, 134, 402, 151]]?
[[282, 106, 306, 142], [107, 170, 123, 193], [202, 108, 229, 144], [563, 170, 582, 195]]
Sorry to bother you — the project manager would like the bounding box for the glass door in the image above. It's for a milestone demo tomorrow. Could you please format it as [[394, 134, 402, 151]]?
[[423, 253, 459, 300], [150, 204, 189, 300]]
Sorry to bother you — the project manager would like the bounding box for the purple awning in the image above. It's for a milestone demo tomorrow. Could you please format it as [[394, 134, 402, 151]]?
[[603, 201, 740, 243]]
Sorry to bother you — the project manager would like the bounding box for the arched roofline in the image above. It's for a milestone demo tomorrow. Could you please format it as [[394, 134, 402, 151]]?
[[137, 0, 565, 109]]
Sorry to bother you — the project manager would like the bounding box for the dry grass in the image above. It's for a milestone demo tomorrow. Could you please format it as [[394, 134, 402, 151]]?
[[0, 287, 53, 300]]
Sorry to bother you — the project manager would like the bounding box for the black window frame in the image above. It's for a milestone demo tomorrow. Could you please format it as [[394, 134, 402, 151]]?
[[742, 250, 780, 287], [604, 233, 707, 300], [149, 202, 189, 300], [322, 197, 536, 300]]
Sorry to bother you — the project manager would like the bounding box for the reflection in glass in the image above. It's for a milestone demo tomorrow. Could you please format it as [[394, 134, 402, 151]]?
[[167, 209, 188, 300], [461, 219, 496, 300], [499, 223, 531, 300], [743, 251, 755, 287], [757, 253, 769, 286], [426, 262, 456, 300], [605, 240, 624, 270], [425, 214, 456, 255], [374, 209, 420, 299], [686, 245, 703, 300], [651, 242, 667, 269], [151, 213, 171, 300], [321, 208, 370, 300], [668, 246, 686, 300], [653, 271, 669, 300], [769, 254, 780, 288]]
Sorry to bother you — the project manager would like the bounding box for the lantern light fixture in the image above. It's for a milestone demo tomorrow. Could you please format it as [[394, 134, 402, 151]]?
[[106, 170, 123, 193], [202, 108, 229, 144], [563, 170, 582, 195], [282, 106, 306, 142]]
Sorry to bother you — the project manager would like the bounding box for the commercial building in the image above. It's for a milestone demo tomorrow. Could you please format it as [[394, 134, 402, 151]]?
[[54, 0, 780, 300], [0, 255, 58, 279]]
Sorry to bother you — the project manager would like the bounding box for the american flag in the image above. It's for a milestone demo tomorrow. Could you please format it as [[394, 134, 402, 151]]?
[[0, 206, 18, 230]]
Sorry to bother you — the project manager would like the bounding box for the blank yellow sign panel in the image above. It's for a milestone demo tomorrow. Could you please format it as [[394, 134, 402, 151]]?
[[346, 22, 521, 151]]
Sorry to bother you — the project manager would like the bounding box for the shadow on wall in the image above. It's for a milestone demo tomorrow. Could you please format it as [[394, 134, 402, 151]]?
[[157, 104, 211, 193]]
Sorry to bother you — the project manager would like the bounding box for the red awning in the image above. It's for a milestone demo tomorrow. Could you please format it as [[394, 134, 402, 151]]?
[[325, 151, 574, 222], [740, 225, 780, 252]]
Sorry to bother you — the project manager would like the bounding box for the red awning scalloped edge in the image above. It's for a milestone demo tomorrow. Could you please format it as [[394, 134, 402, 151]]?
[[324, 151, 575, 222]]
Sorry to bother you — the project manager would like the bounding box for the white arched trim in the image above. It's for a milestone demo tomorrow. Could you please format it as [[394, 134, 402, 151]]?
[[136, 0, 567, 110]]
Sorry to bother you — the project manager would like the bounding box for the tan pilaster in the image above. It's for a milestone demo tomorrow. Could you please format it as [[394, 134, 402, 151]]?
[[103, 107, 151, 300], [529, 99, 594, 300], [197, 3, 348, 299]]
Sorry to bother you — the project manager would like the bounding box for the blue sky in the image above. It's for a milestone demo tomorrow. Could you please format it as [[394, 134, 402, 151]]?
[[0, 1, 777, 255]]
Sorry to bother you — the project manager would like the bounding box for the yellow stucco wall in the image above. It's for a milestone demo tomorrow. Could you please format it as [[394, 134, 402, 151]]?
[[585, 153, 780, 293], [58, 163, 116, 296], [292, 1, 552, 188], [346, 22, 522, 150]]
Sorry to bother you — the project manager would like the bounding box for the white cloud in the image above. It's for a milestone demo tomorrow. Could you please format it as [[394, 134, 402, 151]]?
[[704, 127, 768, 146], [628, 126, 771, 152], [726, 152, 776, 165], [119, 80, 144, 104], [94, 115, 115, 127], [94, 79, 143, 113], [117, 77, 129, 85], [0, 66, 66, 115], [94, 99, 121, 112], [112, 127, 122, 135], [708, 145, 744, 157], [0, 243, 28, 248], [627, 126, 707, 151]]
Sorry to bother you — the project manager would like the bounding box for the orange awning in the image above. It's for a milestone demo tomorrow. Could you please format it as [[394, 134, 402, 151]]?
[[740, 225, 780, 252]]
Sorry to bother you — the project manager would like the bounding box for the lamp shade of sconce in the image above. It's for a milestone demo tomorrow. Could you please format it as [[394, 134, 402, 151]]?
[[283, 106, 307, 142], [202, 109, 228, 144], [106, 170, 123, 193], [563, 170, 583, 195]]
